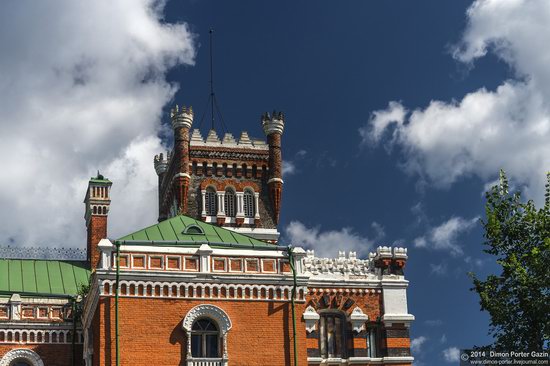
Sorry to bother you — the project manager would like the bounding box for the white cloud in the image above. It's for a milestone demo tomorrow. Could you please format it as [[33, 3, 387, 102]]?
[[282, 160, 296, 176], [363, 0, 550, 202], [370, 221, 386, 241], [410, 336, 428, 354], [0, 1, 195, 247], [282, 150, 308, 177], [443, 347, 461, 363], [440, 334, 447, 344], [284, 221, 374, 257], [425, 319, 443, 327], [414, 216, 478, 256], [430, 262, 448, 276]]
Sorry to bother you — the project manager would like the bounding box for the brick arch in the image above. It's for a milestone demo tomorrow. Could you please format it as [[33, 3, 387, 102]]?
[[200, 178, 225, 191], [199, 178, 260, 192]]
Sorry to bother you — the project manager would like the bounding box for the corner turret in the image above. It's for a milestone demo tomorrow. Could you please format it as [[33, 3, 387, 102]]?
[[262, 111, 285, 224]]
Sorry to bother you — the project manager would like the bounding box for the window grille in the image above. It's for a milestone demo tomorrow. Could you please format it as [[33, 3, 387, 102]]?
[[205, 188, 217, 216], [224, 189, 236, 217], [244, 190, 255, 218]]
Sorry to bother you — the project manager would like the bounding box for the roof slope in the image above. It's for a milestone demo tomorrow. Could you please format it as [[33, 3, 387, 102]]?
[[117, 215, 273, 249], [0, 259, 90, 297]]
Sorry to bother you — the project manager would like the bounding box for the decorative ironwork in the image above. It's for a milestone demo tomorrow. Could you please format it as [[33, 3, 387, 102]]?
[[0, 246, 86, 260]]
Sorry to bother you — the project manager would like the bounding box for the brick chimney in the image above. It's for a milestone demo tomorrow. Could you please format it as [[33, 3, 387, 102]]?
[[262, 111, 285, 224], [84, 173, 112, 269]]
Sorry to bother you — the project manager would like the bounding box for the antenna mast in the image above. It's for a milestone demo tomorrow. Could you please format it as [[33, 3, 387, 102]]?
[[197, 28, 228, 133], [209, 29, 215, 131]]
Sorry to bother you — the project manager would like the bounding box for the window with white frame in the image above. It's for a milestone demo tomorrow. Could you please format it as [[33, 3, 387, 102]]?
[[224, 188, 236, 217], [367, 327, 379, 358], [191, 318, 220, 358], [319, 312, 346, 359], [205, 187, 217, 216], [243, 189, 255, 218]]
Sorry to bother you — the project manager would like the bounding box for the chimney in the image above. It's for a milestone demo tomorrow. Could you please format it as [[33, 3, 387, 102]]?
[[262, 111, 285, 224], [84, 173, 112, 269]]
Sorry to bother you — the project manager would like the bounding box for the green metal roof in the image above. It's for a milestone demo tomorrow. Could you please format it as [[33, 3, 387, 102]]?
[[89, 178, 111, 184], [0, 259, 90, 297], [117, 215, 274, 249]]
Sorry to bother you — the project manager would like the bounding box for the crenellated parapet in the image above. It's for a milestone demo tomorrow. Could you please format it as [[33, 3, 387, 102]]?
[[153, 152, 170, 176], [304, 246, 409, 280], [304, 250, 375, 278], [170, 105, 194, 130], [261, 111, 285, 136], [190, 129, 268, 150], [372, 246, 408, 275]]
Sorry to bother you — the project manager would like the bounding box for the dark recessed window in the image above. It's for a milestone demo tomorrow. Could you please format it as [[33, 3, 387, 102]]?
[[319, 312, 346, 359], [184, 225, 204, 235], [205, 187, 217, 216], [191, 318, 220, 358]]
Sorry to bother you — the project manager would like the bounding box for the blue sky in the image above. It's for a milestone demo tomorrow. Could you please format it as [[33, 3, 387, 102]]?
[[162, 1, 506, 363], [1, 1, 550, 365]]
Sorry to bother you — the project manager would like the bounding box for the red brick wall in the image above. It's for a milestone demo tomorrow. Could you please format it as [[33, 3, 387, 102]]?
[[93, 297, 307, 366], [0, 344, 83, 366], [87, 215, 107, 269]]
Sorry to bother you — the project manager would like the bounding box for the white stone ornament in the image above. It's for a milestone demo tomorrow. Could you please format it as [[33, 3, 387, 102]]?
[[0, 349, 44, 366], [302, 306, 320, 333], [349, 306, 369, 333], [182, 304, 232, 335]]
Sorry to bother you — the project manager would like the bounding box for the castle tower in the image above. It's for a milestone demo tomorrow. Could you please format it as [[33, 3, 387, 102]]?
[[155, 105, 285, 242], [84, 173, 112, 269]]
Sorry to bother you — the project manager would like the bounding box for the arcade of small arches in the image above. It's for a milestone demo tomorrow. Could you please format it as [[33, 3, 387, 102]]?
[[100, 280, 307, 303], [91, 205, 108, 215], [0, 329, 83, 345]]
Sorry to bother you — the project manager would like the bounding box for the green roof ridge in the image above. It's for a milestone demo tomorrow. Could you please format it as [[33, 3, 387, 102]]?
[[117, 214, 273, 249]]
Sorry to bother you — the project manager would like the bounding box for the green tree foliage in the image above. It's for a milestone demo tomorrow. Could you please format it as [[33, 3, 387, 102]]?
[[471, 170, 550, 349]]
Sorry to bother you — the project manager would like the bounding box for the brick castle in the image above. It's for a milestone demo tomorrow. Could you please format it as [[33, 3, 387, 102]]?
[[0, 103, 414, 366]]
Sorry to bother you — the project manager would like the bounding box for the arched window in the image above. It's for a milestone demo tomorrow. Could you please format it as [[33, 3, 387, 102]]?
[[243, 189, 255, 218], [205, 187, 217, 216], [0, 348, 44, 366], [224, 189, 236, 217], [319, 312, 346, 359], [191, 318, 220, 358], [12, 361, 32, 366]]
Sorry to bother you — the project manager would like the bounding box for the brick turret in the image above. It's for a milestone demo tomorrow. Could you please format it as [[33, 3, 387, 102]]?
[[262, 111, 285, 224], [84, 173, 112, 269], [154, 152, 169, 221], [171, 105, 193, 216]]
